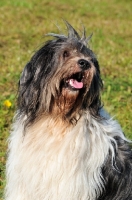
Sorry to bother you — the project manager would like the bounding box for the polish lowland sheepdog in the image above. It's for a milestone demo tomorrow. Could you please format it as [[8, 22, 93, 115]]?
[[5, 21, 132, 200]]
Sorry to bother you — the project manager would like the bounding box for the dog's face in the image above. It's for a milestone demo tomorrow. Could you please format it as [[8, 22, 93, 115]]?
[[18, 22, 103, 124]]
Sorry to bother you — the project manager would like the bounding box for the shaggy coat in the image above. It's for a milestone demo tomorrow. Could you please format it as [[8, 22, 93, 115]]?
[[5, 21, 132, 200]]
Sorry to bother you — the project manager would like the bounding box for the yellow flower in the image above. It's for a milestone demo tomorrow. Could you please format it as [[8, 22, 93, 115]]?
[[4, 100, 12, 108]]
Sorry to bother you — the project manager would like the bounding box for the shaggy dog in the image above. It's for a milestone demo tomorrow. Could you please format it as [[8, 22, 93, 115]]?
[[5, 21, 132, 200]]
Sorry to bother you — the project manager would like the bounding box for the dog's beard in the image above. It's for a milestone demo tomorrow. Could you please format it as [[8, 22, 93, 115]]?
[[39, 56, 99, 124]]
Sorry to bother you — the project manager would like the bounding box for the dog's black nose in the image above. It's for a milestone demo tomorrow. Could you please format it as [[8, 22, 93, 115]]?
[[78, 59, 90, 70]]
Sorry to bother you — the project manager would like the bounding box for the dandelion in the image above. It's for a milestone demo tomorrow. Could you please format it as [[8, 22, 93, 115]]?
[[4, 100, 12, 108]]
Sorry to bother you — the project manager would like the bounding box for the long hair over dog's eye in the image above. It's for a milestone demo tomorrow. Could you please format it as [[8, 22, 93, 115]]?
[[63, 50, 70, 58]]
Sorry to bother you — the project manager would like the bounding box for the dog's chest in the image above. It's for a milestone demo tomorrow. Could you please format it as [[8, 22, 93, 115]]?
[[12, 117, 110, 200]]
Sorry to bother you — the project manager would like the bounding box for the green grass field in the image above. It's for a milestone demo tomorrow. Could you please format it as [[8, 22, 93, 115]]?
[[0, 0, 132, 198]]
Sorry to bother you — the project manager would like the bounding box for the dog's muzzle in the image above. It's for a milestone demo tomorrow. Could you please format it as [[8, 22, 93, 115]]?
[[65, 59, 91, 90]]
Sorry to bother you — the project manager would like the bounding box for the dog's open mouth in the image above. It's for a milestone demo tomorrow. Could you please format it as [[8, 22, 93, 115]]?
[[65, 72, 84, 90]]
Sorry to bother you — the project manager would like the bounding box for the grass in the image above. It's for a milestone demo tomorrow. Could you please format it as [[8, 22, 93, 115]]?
[[0, 0, 132, 198]]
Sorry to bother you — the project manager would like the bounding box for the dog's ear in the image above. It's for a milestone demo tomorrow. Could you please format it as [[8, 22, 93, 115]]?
[[19, 62, 31, 85], [18, 63, 30, 108], [18, 62, 39, 115], [82, 58, 103, 117]]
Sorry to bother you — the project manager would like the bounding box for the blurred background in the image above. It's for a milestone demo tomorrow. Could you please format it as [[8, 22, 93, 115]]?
[[0, 0, 132, 198]]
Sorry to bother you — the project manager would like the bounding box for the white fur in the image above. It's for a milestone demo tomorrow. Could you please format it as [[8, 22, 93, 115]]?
[[5, 111, 125, 200]]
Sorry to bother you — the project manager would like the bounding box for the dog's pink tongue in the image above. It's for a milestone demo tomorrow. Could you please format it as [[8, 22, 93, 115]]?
[[69, 79, 83, 89]]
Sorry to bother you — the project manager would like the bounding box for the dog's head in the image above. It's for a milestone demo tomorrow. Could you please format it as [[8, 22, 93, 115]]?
[[18, 21, 103, 124]]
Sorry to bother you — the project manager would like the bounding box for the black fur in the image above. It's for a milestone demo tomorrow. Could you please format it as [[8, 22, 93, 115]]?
[[98, 136, 132, 200]]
